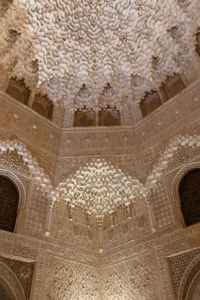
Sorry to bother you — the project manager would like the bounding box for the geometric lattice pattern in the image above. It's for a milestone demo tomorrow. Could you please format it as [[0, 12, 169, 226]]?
[[167, 249, 200, 297], [101, 255, 158, 300], [46, 259, 99, 300]]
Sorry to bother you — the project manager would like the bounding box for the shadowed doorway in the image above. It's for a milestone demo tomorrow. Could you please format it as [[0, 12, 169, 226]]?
[[0, 176, 19, 232], [179, 169, 200, 227]]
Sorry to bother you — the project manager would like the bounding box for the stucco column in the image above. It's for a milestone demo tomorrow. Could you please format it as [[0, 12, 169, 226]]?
[[95, 108, 99, 126], [97, 216, 104, 253], [45, 203, 52, 236], [27, 90, 35, 108], [146, 197, 156, 233]]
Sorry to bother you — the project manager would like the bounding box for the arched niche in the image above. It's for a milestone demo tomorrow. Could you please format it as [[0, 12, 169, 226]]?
[[74, 108, 95, 127], [6, 79, 30, 105], [178, 169, 200, 227], [0, 176, 19, 232], [160, 74, 185, 100], [99, 106, 121, 126], [140, 90, 161, 117], [32, 94, 53, 120]]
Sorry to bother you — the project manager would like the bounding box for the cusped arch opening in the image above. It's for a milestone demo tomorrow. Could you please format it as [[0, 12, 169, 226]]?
[[0, 176, 19, 233], [99, 106, 121, 126], [179, 169, 200, 227], [140, 90, 161, 117], [32, 94, 53, 120], [74, 108, 96, 127], [6, 78, 30, 105]]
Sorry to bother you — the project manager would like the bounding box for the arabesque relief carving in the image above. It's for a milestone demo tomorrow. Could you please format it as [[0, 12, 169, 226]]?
[[0, 2, 200, 295]]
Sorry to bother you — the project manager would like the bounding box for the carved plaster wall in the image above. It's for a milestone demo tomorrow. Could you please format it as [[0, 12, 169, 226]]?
[[0, 76, 200, 299], [101, 253, 160, 300], [45, 256, 99, 300]]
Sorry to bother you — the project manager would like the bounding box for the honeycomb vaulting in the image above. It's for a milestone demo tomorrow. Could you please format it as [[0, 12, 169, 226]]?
[[1, 1, 200, 300], [0, 0, 200, 103]]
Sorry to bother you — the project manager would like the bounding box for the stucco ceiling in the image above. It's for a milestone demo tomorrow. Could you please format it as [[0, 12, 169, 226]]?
[[0, 0, 200, 104]]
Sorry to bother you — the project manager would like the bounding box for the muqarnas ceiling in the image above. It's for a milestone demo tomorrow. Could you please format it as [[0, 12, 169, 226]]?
[[0, 0, 199, 103]]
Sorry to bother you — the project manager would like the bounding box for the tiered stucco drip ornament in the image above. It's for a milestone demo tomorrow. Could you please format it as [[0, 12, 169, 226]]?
[[0, 0, 200, 106], [144, 134, 200, 231], [52, 159, 146, 252], [0, 138, 52, 195], [146, 134, 200, 190]]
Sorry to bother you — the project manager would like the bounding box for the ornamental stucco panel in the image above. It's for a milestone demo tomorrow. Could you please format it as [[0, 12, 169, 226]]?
[[101, 253, 160, 300], [45, 256, 99, 300]]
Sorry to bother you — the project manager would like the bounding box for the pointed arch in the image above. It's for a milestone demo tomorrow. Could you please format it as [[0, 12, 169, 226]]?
[[0, 261, 26, 300], [171, 162, 200, 228], [179, 169, 200, 226], [146, 135, 200, 191], [0, 138, 53, 198]]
